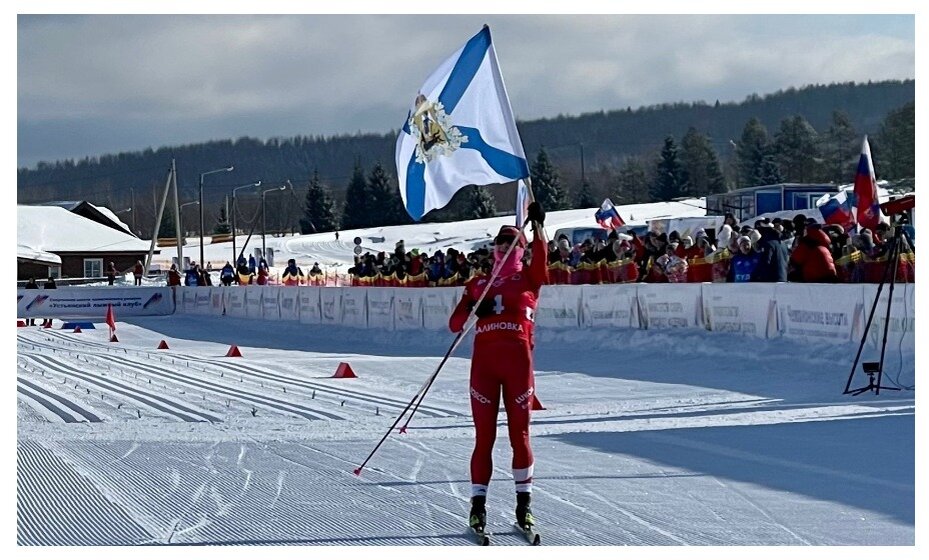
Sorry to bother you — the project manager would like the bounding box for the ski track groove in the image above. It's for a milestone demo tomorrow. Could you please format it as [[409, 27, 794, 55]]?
[[16, 378, 102, 423]]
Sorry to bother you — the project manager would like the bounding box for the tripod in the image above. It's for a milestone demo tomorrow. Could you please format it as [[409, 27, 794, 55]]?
[[843, 224, 912, 396]]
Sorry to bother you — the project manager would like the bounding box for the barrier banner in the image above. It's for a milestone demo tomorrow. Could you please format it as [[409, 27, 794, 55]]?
[[225, 288, 247, 318], [298, 287, 322, 324], [261, 286, 281, 320], [17, 287, 175, 318], [366, 288, 394, 330], [637, 283, 703, 329], [194, 289, 211, 314], [861, 282, 915, 350], [181, 287, 197, 313], [245, 287, 263, 318], [339, 288, 367, 328], [279, 288, 300, 322], [702, 283, 776, 337], [774, 284, 864, 342], [394, 288, 425, 330], [536, 285, 581, 328], [580, 284, 638, 328], [422, 288, 460, 330], [210, 287, 225, 315], [320, 288, 343, 325]]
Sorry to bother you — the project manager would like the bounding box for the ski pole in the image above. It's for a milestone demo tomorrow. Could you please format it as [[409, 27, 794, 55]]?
[[398, 219, 532, 432]]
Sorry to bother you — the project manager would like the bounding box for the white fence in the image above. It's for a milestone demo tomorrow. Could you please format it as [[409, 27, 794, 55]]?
[[172, 283, 914, 351], [17, 287, 176, 318]]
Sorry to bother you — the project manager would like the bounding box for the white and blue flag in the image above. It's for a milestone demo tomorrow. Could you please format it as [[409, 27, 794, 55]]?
[[396, 26, 529, 221]]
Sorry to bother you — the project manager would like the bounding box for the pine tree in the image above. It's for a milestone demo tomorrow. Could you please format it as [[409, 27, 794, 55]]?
[[341, 162, 369, 229], [819, 111, 858, 183], [213, 202, 231, 235], [157, 208, 176, 238], [531, 148, 568, 211], [300, 169, 338, 234], [614, 156, 650, 204], [874, 102, 914, 180], [464, 185, 497, 219], [650, 136, 685, 202], [736, 118, 782, 188], [573, 178, 597, 208], [774, 115, 820, 182], [679, 127, 726, 197], [367, 161, 408, 227]]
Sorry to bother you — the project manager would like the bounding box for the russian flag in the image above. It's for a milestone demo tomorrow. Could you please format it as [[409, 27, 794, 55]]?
[[853, 136, 882, 230], [595, 198, 625, 230], [816, 189, 856, 231]]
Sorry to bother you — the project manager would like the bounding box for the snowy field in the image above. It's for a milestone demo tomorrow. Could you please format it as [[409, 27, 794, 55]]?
[[16, 310, 915, 551]]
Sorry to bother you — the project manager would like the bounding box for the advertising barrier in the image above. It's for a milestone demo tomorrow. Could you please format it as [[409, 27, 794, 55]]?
[[339, 288, 367, 328], [702, 283, 777, 337], [536, 285, 581, 328], [279, 288, 300, 322], [861, 282, 915, 351], [17, 287, 175, 318], [261, 286, 281, 321], [210, 287, 225, 316], [319, 288, 342, 326], [395, 288, 425, 330], [298, 287, 322, 325], [774, 284, 864, 343], [366, 288, 395, 330], [422, 288, 460, 331], [637, 283, 703, 329], [225, 289, 247, 318], [580, 283, 638, 329]]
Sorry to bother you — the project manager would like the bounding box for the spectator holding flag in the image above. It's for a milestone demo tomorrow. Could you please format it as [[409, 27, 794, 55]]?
[[595, 198, 625, 230], [448, 202, 547, 535]]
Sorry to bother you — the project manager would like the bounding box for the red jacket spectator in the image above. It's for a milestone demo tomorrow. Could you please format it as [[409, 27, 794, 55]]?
[[790, 227, 837, 282]]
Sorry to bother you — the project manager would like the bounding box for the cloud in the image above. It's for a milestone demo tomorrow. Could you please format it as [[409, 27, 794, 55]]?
[[16, 14, 914, 167]]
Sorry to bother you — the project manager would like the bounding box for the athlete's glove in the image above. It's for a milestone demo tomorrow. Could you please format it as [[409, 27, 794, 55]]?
[[527, 201, 545, 226]]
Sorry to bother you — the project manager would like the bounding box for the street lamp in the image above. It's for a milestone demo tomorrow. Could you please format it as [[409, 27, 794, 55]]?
[[199, 166, 234, 269], [261, 184, 288, 258], [180, 201, 199, 240], [231, 181, 261, 265]]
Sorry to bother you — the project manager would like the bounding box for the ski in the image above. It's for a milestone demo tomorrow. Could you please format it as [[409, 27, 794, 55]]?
[[514, 523, 541, 545], [469, 526, 491, 546]]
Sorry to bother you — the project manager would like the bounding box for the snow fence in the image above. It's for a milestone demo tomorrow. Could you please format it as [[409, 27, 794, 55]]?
[[172, 283, 913, 352]]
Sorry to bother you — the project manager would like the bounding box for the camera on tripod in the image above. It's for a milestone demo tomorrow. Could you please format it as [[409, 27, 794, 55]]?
[[862, 362, 881, 375]]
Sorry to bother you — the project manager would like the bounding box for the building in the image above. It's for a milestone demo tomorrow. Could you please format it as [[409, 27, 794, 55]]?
[[17, 206, 155, 281], [705, 183, 842, 224], [38, 200, 136, 236]]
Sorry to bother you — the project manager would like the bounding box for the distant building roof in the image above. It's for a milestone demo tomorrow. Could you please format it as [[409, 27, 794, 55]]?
[[18, 206, 151, 254], [36, 200, 136, 236], [16, 244, 61, 265]]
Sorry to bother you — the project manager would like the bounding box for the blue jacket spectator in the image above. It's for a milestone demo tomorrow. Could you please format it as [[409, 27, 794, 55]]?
[[728, 237, 761, 282], [754, 223, 789, 282]]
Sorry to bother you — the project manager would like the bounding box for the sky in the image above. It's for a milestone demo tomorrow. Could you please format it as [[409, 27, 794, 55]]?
[[14, 8, 916, 169]]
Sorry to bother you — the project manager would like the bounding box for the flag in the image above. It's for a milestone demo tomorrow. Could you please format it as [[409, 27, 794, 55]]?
[[396, 26, 529, 221], [595, 198, 625, 229], [515, 179, 530, 226], [815, 189, 857, 231], [105, 304, 116, 337], [853, 136, 882, 230]]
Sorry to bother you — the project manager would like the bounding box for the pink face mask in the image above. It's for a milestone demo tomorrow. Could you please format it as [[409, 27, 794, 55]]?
[[492, 244, 524, 277]]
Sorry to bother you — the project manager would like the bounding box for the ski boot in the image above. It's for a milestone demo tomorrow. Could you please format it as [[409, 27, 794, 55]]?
[[469, 495, 487, 532], [515, 491, 534, 529]]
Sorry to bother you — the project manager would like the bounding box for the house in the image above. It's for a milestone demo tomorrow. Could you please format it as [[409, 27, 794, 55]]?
[[17, 206, 155, 281], [38, 200, 136, 237], [705, 183, 842, 223]]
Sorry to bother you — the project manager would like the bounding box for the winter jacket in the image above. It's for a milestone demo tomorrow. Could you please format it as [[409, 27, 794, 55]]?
[[728, 251, 762, 282], [789, 229, 837, 283], [754, 227, 789, 282]]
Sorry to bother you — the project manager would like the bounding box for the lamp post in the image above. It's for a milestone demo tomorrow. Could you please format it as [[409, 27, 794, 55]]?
[[199, 166, 234, 269], [231, 181, 262, 265], [261, 184, 288, 258]]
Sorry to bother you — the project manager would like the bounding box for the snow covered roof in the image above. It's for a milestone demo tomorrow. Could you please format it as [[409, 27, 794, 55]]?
[[16, 244, 61, 265], [18, 206, 151, 254], [37, 200, 136, 237]]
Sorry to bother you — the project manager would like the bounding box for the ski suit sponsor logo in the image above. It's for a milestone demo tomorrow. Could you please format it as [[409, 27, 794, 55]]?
[[514, 386, 535, 410], [470, 386, 492, 405], [475, 321, 524, 334]]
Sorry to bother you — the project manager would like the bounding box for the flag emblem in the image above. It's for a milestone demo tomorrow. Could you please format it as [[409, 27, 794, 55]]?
[[409, 96, 467, 163]]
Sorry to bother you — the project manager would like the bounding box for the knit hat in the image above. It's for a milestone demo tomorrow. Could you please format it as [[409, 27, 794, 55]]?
[[738, 235, 752, 247], [681, 235, 694, 248]]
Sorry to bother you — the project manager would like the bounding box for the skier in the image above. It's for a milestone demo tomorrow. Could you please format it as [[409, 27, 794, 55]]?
[[448, 201, 547, 536]]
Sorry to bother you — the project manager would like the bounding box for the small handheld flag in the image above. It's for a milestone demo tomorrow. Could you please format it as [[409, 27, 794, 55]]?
[[105, 304, 116, 338], [853, 136, 883, 231], [595, 198, 625, 230], [816, 189, 857, 232], [396, 26, 529, 221]]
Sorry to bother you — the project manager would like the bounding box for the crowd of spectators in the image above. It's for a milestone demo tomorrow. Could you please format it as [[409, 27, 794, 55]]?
[[346, 211, 915, 287]]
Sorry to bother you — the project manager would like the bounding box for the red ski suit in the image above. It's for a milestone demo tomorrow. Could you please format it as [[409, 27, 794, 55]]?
[[449, 235, 548, 493]]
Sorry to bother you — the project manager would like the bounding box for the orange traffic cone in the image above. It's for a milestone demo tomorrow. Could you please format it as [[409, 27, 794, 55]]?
[[532, 395, 546, 411], [332, 362, 357, 379], [109, 334, 119, 342], [73, 326, 82, 334], [225, 345, 243, 357], [157, 340, 169, 350]]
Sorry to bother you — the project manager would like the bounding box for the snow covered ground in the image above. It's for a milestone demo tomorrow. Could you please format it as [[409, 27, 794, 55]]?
[[16, 310, 915, 549]]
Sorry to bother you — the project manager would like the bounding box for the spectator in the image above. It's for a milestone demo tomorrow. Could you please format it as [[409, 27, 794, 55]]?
[[24, 277, 38, 325], [282, 259, 304, 286], [248, 254, 257, 274], [728, 236, 761, 282], [694, 229, 716, 257], [754, 221, 789, 282], [167, 264, 182, 286], [44, 276, 57, 289], [133, 260, 144, 286], [106, 262, 118, 285], [184, 263, 200, 286], [658, 243, 688, 283], [220, 261, 236, 286], [789, 223, 837, 283], [309, 262, 323, 276], [256, 263, 270, 285], [237, 260, 254, 285]]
